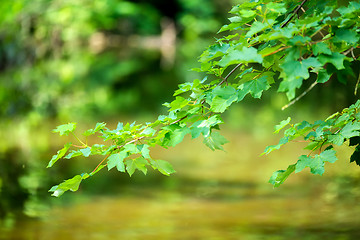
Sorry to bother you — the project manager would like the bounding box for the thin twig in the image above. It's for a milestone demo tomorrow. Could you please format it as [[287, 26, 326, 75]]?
[[342, 47, 355, 57], [117, 136, 146, 149], [91, 154, 110, 174], [217, 63, 243, 86], [169, 115, 188, 125], [355, 71, 360, 95], [282, 81, 318, 110], [281, 0, 308, 28], [351, 48, 356, 60]]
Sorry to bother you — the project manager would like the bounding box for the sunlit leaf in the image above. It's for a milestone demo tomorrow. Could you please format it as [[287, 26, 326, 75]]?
[[153, 160, 176, 176], [269, 164, 295, 187], [203, 131, 229, 151], [274, 117, 291, 133], [218, 47, 263, 67], [49, 175, 84, 197], [52, 123, 77, 136], [47, 143, 71, 168], [80, 147, 91, 157], [107, 152, 127, 172]]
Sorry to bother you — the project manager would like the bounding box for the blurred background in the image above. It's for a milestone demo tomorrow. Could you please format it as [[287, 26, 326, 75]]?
[[1, 0, 360, 239]]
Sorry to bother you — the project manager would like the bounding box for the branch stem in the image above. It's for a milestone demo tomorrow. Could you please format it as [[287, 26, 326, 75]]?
[[218, 63, 243, 86], [282, 80, 318, 110], [281, 0, 308, 28]]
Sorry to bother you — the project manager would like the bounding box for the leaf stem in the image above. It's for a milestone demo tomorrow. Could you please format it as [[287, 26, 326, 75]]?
[[72, 132, 86, 146]]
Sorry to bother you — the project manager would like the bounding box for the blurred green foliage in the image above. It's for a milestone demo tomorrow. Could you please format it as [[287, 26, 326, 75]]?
[[0, 0, 358, 223], [0, 0, 235, 219]]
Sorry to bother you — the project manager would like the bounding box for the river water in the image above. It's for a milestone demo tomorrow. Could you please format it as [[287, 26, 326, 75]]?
[[1, 132, 360, 239]]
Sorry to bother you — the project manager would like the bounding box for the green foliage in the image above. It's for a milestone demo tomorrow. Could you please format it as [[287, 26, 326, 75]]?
[[48, 0, 360, 196]]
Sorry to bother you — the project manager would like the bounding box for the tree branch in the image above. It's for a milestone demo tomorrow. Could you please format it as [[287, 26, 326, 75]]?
[[281, 0, 308, 28], [217, 63, 242, 86], [282, 80, 318, 110]]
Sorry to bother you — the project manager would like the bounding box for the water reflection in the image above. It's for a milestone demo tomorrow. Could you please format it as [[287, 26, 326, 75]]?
[[2, 186, 360, 240], [1, 132, 360, 239]]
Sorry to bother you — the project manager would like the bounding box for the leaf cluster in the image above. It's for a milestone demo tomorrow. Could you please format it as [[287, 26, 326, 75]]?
[[267, 99, 360, 186], [48, 0, 360, 196]]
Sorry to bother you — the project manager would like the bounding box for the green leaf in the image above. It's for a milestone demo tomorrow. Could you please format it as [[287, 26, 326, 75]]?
[[200, 43, 230, 62], [49, 175, 84, 197], [190, 115, 223, 138], [107, 152, 127, 172], [125, 157, 148, 176], [318, 52, 347, 70], [203, 131, 229, 151], [141, 127, 156, 136], [162, 125, 191, 147], [47, 143, 72, 168], [218, 47, 263, 67], [169, 96, 190, 111], [274, 117, 291, 133], [279, 58, 317, 100], [269, 164, 295, 188], [266, 2, 287, 13], [208, 86, 239, 112], [312, 42, 332, 56], [123, 143, 139, 154], [80, 147, 91, 157], [240, 75, 271, 99], [64, 150, 82, 159], [52, 123, 77, 136], [295, 149, 337, 175], [137, 144, 151, 159], [333, 28, 359, 45], [83, 122, 106, 136], [280, 60, 310, 80], [263, 136, 289, 155], [245, 21, 269, 38], [328, 134, 345, 146], [340, 121, 360, 138], [210, 95, 238, 113], [153, 160, 176, 176], [316, 69, 331, 83]]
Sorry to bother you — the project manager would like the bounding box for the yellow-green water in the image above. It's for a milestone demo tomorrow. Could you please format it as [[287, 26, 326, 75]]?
[[1, 131, 360, 239]]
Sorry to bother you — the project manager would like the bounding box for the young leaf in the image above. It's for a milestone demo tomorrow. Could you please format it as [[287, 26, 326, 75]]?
[[153, 160, 176, 176], [52, 123, 77, 136], [263, 136, 289, 155], [218, 47, 263, 67], [169, 96, 190, 111], [269, 164, 295, 188], [47, 143, 71, 168], [318, 53, 347, 70], [295, 149, 337, 175], [80, 147, 91, 157], [107, 152, 127, 172], [190, 115, 223, 138], [162, 125, 191, 147], [339, 122, 360, 138], [274, 117, 291, 133], [49, 175, 84, 197], [240, 75, 271, 99], [125, 157, 148, 176], [203, 131, 229, 151]]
